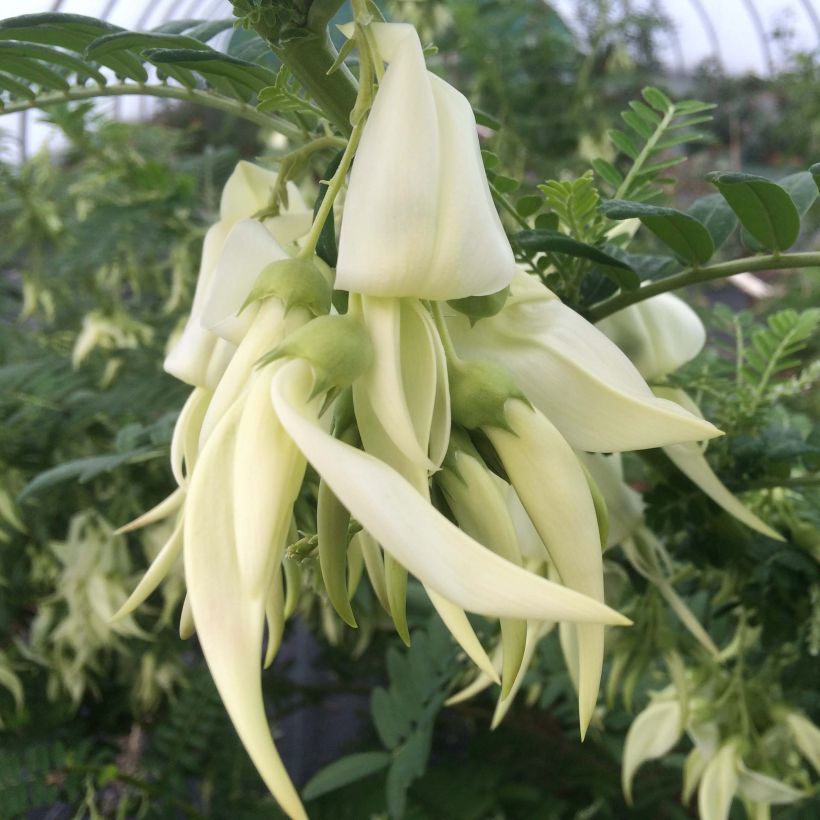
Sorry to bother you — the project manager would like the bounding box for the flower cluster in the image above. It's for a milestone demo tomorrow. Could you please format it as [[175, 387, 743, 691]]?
[[117, 22, 732, 820]]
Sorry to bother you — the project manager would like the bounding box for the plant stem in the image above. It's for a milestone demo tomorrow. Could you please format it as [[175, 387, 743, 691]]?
[[430, 301, 462, 366], [273, 31, 358, 135], [588, 252, 820, 321], [0, 83, 304, 140], [297, 118, 364, 258], [614, 106, 676, 199]]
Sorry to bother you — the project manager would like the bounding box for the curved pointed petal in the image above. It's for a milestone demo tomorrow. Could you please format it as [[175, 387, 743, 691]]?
[[170, 387, 211, 487], [491, 621, 553, 729], [354, 296, 432, 470], [736, 764, 803, 805], [425, 589, 499, 684], [115, 488, 184, 535], [113, 515, 183, 620], [444, 643, 502, 706], [201, 220, 290, 345], [449, 273, 721, 451], [622, 699, 683, 803], [597, 293, 706, 381], [199, 301, 310, 446], [271, 360, 630, 627], [179, 594, 195, 640], [488, 401, 608, 736], [184, 402, 306, 820], [699, 743, 739, 820], [662, 440, 783, 540], [234, 366, 306, 597]]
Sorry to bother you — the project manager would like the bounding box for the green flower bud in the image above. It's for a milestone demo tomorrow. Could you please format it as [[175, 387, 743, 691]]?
[[448, 358, 527, 432], [242, 256, 332, 318], [447, 285, 510, 326], [261, 315, 374, 398]]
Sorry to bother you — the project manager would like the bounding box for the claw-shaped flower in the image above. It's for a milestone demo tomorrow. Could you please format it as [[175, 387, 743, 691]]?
[[164, 161, 312, 389], [336, 23, 515, 299], [447, 271, 722, 452], [598, 292, 782, 539]]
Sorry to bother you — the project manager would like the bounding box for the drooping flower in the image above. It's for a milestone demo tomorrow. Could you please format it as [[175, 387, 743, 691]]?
[[598, 292, 782, 540], [335, 23, 516, 300], [447, 271, 722, 452], [164, 161, 312, 389]]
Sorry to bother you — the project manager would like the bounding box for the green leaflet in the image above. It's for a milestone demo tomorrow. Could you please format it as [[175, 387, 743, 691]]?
[[706, 171, 801, 252], [601, 200, 715, 266]]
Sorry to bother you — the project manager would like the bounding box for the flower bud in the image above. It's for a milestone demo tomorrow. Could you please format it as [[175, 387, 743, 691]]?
[[597, 292, 706, 381], [263, 314, 374, 398]]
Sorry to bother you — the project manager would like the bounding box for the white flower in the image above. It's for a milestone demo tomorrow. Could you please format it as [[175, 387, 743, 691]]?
[[335, 23, 515, 299], [596, 292, 706, 381], [164, 161, 312, 388], [447, 271, 722, 452], [622, 696, 684, 803]]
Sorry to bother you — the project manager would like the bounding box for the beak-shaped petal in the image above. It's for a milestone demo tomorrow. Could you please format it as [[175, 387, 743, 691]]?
[[184, 401, 306, 820], [233, 365, 307, 597], [622, 699, 684, 804], [487, 399, 610, 736], [448, 272, 721, 452], [577, 452, 644, 548], [271, 359, 629, 626], [655, 388, 783, 541], [201, 220, 290, 345], [597, 292, 706, 381], [165, 162, 311, 389], [335, 24, 514, 299]]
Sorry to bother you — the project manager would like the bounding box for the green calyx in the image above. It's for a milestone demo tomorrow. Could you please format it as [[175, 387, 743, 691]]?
[[448, 359, 528, 432], [242, 256, 332, 318], [260, 314, 374, 398], [447, 286, 510, 326], [441, 427, 483, 484]]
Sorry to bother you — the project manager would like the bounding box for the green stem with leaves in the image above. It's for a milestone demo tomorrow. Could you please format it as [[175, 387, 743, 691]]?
[[0, 83, 304, 140], [588, 252, 820, 321]]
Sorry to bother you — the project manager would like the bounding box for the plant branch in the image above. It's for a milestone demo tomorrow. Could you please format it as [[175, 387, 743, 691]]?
[[0, 83, 304, 140], [588, 252, 820, 321]]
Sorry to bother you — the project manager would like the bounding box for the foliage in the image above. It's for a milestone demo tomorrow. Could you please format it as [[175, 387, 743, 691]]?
[[0, 3, 818, 820]]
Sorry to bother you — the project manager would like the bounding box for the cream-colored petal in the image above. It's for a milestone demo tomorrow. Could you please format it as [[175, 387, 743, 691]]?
[[272, 360, 629, 627], [164, 222, 232, 387], [335, 29, 439, 296], [448, 272, 721, 451], [170, 387, 211, 487], [219, 160, 280, 222], [699, 743, 739, 820], [200, 219, 290, 345], [785, 711, 820, 774], [113, 515, 183, 620], [184, 401, 306, 820], [115, 488, 184, 534], [488, 400, 608, 736], [234, 366, 306, 596], [353, 296, 432, 469], [425, 74, 515, 298], [577, 453, 644, 548], [736, 764, 803, 805], [622, 699, 683, 803], [597, 292, 706, 381], [440, 452, 526, 693], [199, 301, 310, 446]]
